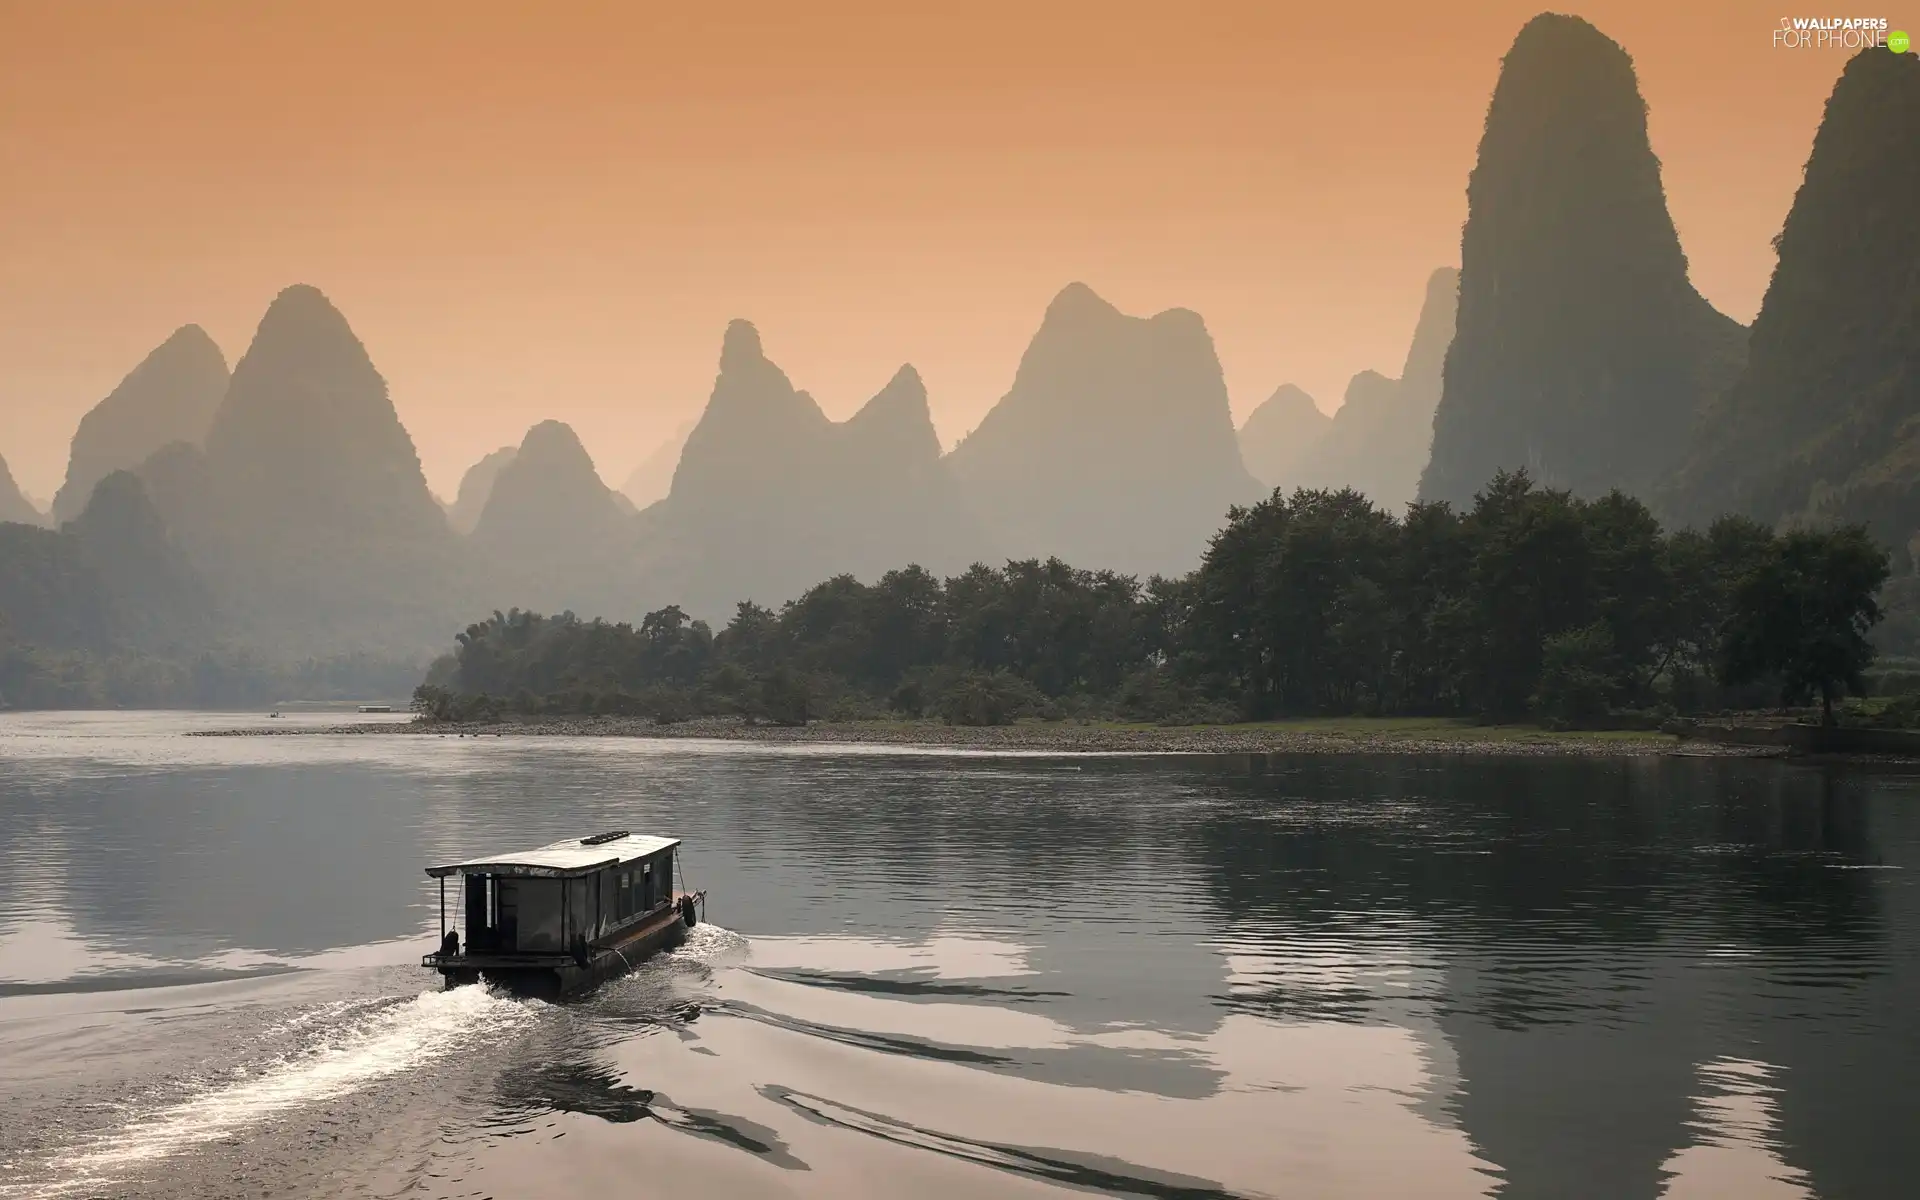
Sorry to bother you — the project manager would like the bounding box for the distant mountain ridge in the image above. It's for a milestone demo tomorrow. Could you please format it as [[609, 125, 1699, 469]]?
[[1238, 384, 1330, 492], [639, 322, 985, 617], [52, 325, 229, 525], [447, 446, 517, 535], [1420, 14, 1746, 506], [621, 421, 695, 511], [1247, 266, 1458, 511], [473, 420, 637, 615], [947, 282, 1259, 576]]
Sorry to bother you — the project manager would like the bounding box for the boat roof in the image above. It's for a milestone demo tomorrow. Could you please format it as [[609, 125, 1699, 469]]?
[[425, 832, 679, 878]]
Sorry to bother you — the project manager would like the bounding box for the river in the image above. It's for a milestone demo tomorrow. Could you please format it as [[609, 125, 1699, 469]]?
[[0, 711, 1915, 1198]]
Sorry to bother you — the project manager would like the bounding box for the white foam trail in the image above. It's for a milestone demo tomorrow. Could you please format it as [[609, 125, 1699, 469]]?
[[31, 986, 535, 1197], [676, 922, 751, 964]]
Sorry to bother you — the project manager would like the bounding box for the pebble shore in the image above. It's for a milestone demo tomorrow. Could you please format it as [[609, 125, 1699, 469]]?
[[198, 713, 1774, 757]]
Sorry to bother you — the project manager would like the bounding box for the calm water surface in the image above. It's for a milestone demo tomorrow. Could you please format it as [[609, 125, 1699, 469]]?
[[1, 711, 1916, 1199]]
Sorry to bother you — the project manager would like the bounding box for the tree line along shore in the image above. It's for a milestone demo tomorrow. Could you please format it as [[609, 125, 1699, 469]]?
[[401, 471, 1900, 747]]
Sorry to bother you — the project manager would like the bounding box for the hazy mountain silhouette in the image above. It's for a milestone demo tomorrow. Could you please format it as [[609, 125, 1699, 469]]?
[[947, 282, 1260, 575], [51, 325, 229, 525], [473, 420, 637, 614], [447, 445, 516, 535], [0, 524, 112, 649], [637, 320, 836, 615], [638, 322, 985, 617], [1420, 15, 1745, 506], [1292, 266, 1459, 511], [141, 284, 461, 652], [621, 420, 695, 511], [0, 454, 44, 527], [0, 468, 211, 653], [820, 364, 987, 576], [1237, 384, 1329, 492], [1666, 47, 1920, 550], [65, 470, 213, 648]]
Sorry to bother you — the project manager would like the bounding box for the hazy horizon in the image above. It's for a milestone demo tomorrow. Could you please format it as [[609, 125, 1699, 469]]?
[[0, 1, 1868, 500]]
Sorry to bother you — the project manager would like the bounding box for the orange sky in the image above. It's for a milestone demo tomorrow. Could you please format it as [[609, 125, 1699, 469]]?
[[0, 1, 1890, 501]]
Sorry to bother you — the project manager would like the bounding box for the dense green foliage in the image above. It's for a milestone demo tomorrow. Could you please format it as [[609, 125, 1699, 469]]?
[[1718, 527, 1892, 724], [417, 471, 1892, 727]]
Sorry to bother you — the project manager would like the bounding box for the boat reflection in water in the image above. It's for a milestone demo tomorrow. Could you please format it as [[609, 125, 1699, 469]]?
[[423, 828, 705, 999]]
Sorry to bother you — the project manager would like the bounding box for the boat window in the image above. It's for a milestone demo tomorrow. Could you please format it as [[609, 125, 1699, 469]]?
[[653, 852, 672, 908]]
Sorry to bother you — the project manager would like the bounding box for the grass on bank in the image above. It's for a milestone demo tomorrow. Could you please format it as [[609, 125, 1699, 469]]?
[[799, 714, 1679, 744]]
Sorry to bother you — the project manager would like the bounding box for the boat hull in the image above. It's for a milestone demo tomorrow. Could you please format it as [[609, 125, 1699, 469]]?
[[429, 898, 697, 1000]]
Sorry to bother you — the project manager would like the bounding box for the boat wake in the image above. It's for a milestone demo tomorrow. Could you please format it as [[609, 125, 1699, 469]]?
[[13, 984, 536, 1199]]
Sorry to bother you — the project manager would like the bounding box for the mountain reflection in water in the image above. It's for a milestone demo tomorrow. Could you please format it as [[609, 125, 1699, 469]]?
[[0, 712, 1914, 1198]]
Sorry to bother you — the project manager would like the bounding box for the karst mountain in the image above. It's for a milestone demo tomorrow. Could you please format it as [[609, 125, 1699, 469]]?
[[137, 284, 462, 652], [1666, 46, 1920, 553], [473, 420, 637, 615], [1300, 267, 1459, 511], [947, 283, 1260, 576], [51, 325, 229, 525], [1420, 14, 1746, 506], [1238, 384, 1330, 493], [640, 322, 984, 617]]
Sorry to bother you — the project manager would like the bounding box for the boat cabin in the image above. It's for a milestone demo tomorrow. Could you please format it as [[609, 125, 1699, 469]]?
[[423, 830, 694, 993]]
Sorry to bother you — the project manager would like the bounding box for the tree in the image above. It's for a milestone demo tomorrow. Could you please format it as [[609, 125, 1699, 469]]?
[[756, 665, 811, 726], [1718, 527, 1891, 725]]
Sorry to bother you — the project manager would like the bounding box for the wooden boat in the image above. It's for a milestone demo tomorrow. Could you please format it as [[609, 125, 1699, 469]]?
[[422, 829, 706, 999]]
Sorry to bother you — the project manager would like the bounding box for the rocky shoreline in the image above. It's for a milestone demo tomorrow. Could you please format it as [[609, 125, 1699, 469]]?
[[195, 713, 1778, 757]]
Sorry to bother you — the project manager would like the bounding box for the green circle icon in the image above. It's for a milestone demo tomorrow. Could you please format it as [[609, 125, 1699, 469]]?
[[1892, 30, 1912, 53]]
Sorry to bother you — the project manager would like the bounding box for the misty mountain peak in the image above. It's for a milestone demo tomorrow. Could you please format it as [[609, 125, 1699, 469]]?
[[518, 419, 598, 470], [476, 421, 619, 535], [448, 445, 517, 535], [721, 318, 765, 365], [52, 322, 230, 524], [841, 364, 943, 468], [1237, 384, 1330, 493], [233, 285, 370, 385], [672, 319, 831, 509], [68, 469, 167, 543], [1146, 305, 1208, 339], [948, 283, 1259, 574], [1043, 281, 1123, 327], [466, 419, 637, 617], [157, 283, 456, 648], [1419, 14, 1744, 504], [850, 364, 928, 421], [204, 283, 435, 514]]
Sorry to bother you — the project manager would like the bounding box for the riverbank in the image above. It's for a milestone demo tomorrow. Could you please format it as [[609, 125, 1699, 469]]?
[[197, 713, 1781, 756]]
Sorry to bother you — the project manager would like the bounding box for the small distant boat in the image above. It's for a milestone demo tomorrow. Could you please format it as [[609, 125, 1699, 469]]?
[[422, 830, 705, 999], [357, 704, 393, 713], [268, 711, 282, 719]]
